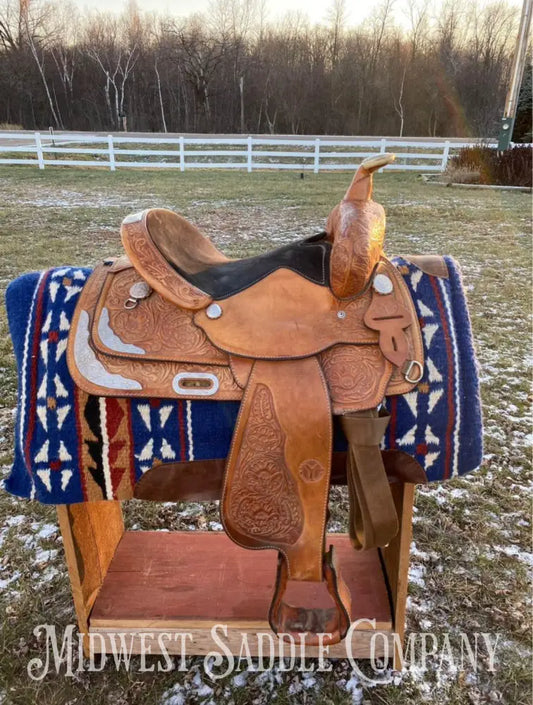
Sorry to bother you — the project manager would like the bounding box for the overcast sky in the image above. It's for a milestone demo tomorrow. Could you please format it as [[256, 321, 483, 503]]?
[[73, 0, 524, 28]]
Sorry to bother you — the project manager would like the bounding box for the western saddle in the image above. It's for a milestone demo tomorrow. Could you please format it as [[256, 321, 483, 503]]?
[[68, 154, 427, 645]]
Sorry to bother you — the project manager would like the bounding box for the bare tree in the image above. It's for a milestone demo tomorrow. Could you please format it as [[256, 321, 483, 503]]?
[[0, 0, 522, 138], [85, 17, 138, 130], [327, 0, 347, 66], [22, 1, 65, 128]]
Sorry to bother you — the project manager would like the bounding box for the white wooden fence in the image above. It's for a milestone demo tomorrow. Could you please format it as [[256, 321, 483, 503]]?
[[0, 131, 496, 172]]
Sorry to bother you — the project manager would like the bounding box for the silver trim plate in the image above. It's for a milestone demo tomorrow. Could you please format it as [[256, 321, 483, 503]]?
[[172, 372, 220, 396]]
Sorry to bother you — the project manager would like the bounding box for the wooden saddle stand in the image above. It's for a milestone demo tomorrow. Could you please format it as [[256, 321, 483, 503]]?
[[64, 154, 434, 657]]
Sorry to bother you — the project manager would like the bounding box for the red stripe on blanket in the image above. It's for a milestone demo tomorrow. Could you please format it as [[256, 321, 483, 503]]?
[[24, 271, 50, 473]]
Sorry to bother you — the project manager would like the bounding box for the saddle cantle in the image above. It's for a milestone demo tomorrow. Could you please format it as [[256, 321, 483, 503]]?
[[66, 154, 429, 645]]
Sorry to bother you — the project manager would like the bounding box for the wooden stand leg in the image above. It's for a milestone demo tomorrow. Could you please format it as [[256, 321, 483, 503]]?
[[57, 501, 124, 654], [380, 482, 415, 668]]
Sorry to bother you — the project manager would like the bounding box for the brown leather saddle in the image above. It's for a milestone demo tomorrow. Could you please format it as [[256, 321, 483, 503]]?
[[68, 154, 426, 645]]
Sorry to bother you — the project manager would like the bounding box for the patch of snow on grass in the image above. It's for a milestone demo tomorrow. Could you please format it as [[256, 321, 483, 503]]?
[[409, 563, 427, 588]]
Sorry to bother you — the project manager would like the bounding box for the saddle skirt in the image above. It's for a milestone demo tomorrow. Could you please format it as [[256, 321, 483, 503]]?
[[6, 256, 482, 501]]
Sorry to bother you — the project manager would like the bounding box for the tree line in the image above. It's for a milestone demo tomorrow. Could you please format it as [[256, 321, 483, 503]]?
[[0, 0, 529, 138]]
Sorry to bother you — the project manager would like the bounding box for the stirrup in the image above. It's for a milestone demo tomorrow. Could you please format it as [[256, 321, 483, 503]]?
[[268, 547, 352, 646]]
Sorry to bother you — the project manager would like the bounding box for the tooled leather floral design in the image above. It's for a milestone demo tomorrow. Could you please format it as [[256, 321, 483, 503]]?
[[125, 221, 209, 310], [227, 383, 303, 544], [320, 345, 391, 411], [90, 355, 241, 398], [329, 228, 353, 297], [96, 268, 226, 363], [328, 201, 386, 298]]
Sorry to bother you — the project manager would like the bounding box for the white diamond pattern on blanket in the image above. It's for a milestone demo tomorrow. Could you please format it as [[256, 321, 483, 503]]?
[[37, 374, 47, 399], [132, 402, 184, 475], [159, 405, 173, 428], [428, 388, 444, 413], [42, 311, 52, 333], [425, 425, 440, 445], [39, 340, 48, 366], [59, 311, 70, 331], [36, 405, 48, 431], [36, 469, 52, 492], [61, 470, 73, 491], [403, 391, 419, 418], [427, 358, 443, 383], [397, 425, 417, 446], [64, 285, 83, 303], [424, 452, 440, 470], [34, 440, 49, 464], [73, 269, 87, 280], [410, 269, 423, 291], [54, 374, 69, 398], [423, 323, 439, 348], [136, 438, 154, 461], [58, 440, 72, 461], [52, 267, 70, 278], [56, 405, 70, 430], [417, 300, 434, 318], [160, 438, 176, 459], [49, 281, 60, 302], [138, 404, 152, 431], [55, 338, 68, 362]]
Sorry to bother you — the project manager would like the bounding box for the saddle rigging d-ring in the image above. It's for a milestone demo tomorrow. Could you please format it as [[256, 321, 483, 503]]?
[[403, 360, 424, 384]]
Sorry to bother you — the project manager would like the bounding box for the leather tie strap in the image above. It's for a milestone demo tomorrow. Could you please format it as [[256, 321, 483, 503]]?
[[341, 409, 399, 551]]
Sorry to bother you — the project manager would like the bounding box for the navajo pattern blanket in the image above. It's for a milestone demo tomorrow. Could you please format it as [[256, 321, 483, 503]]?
[[5, 257, 482, 504]]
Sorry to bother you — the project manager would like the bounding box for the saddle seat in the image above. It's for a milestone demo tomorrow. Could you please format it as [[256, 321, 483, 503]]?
[[138, 209, 230, 276], [142, 208, 332, 299]]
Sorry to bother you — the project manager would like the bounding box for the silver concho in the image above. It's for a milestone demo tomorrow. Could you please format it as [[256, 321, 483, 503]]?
[[373, 273, 394, 295], [206, 303, 223, 319], [124, 281, 153, 309]]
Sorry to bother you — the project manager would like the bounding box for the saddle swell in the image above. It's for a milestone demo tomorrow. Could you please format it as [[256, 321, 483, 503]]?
[[67, 155, 427, 646], [327, 153, 395, 298]]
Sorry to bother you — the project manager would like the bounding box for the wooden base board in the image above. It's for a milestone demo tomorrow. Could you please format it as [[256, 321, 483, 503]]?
[[88, 531, 395, 657]]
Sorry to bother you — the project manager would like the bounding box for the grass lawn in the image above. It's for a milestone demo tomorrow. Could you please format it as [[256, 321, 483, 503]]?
[[0, 166, 531, 705]]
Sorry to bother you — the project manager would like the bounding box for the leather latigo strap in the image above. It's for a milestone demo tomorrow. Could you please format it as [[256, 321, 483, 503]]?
[[222, 357, 350, 644], [341, 409, 398, 551]]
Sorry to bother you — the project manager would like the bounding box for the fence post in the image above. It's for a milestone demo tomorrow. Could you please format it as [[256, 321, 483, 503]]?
[[179, 136, 185, 172], [35, 132, 44, 170], [247, 135, 253, 173], [441, 140, 450, 171], [314, 138, 320, 174], [379, 138, 387, 172], [107, 135, 115, 172]]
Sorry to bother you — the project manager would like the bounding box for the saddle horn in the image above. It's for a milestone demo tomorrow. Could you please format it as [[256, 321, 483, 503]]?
[[327, 153, 395, 298]]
